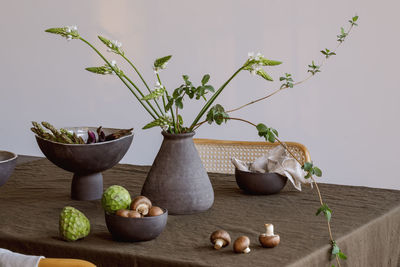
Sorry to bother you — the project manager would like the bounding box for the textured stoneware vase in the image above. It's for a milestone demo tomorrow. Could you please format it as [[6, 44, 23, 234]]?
[[141, 132, 214, 215]]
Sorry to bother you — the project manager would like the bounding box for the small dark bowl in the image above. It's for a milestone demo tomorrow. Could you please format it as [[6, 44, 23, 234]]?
[[35, 127, 133, 200], [235, 168, 287, 195], [0, 151, 18, 187], [105, 209, 168, 242]]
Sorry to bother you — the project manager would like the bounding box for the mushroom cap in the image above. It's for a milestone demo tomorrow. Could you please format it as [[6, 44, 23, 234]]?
[[130, 196, 152, 215], [115, 209, 130, 217], [210, 230, 231, 248], [148, 206, 164, 216], [259, 234, 280, 248], [127, 210, 141, 218], [233, 236, 250, 253]]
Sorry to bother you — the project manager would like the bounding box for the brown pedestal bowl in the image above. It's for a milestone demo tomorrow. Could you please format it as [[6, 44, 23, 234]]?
[[0, 151, 18, 187], [105, 208, 168, 242], [235, 168, 287, 195], [35, 127, 133, 201]]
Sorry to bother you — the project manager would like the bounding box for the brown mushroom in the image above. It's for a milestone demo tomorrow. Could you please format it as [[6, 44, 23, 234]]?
[[147, 206, 164, 217], [233, 236, 251, 253], [210, 230, 231, 249], [127, 210, 141, 218], [130, 196, 152, 216], [259, 224, 280, 248], [115, 209, 130, 217]]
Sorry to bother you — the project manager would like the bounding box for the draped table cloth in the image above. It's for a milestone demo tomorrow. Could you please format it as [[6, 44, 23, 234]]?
[[0, 157, 399, 267]]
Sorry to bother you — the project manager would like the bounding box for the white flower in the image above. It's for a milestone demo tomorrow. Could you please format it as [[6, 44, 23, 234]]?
[[110, 60, 116, 67], [66, 35, 72, 41], [165, 110, 172, 119], [248, 51, 263, 61], [154, 81, 165, 90]]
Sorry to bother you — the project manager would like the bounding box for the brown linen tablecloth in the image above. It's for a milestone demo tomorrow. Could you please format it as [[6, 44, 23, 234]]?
[[0, 159, 399, 267]]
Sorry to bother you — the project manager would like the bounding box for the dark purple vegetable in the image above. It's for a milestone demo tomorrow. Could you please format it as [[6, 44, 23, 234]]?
[[105, 128, 133, 141], [97, 126, 106, 142], [87, 130, 96, 144]]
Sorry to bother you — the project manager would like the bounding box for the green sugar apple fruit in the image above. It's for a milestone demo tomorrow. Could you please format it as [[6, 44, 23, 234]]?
[[101, 185, 131, 214], [59, 206, 90, 241]]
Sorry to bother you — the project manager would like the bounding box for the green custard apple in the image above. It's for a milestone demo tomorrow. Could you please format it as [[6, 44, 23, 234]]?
[[101, 185, 131, 214], [59, 206, 90, 241]]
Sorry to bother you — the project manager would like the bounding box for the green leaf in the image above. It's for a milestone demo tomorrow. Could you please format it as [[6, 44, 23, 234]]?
[[85, 66, 112, 75], [142, 87, 165, 100], [303, 162, 313, 171], [338, 251, 347, 260], [98, 35, 124, 55], [45, 26, 80, 39], [313, 167, 322, 177], [203, 85, 215, 92], [332, 243, 340, 255], [256, 69, 274, 81], [201, 74, 210, 85], [206, 104, 229, 125], [142, 117, 171, 129], [353, 15, 359, 22], [260, 58, 282, 66], [154, 55, 172, 68], [177, 114, 183, 125], [98, 36, 110, 46], [268, 134, 276, 143], [256, 123, 268, 136], [316, 203, 332, 222], [165, 98, 174, 111], [175, 97, 184, 109]]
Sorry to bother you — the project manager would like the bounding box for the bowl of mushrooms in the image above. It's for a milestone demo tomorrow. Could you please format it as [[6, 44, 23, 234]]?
[[102, 186, 168, 242]]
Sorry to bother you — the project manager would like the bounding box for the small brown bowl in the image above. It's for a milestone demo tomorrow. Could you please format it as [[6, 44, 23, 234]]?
[[105, 208, 168, 242], [0, 151, 18, 187], [235, 168, 287, 195]]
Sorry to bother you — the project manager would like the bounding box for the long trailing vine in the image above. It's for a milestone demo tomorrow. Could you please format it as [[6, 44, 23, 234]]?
[[45, 15, 358, 266]]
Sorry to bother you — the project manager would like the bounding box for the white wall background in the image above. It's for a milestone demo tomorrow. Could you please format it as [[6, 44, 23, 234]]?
[[1, 0, 399, 190]]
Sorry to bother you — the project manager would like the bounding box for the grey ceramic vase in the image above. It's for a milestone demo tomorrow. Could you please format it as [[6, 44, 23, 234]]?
[[141, 131, 214, 215]]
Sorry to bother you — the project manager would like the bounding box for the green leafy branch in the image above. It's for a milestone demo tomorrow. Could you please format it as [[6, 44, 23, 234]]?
[[307, 60, 321, 75], [321, 48, 336, 59], [280, 73, 294, 88], [226, 15, 359, 114]]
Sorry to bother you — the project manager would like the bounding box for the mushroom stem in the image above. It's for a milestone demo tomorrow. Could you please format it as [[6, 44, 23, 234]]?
[[214, 239, 224, 249], [265, 224, 274, 236], [243, 247, 251, 254], [136, 203, 149, 214]]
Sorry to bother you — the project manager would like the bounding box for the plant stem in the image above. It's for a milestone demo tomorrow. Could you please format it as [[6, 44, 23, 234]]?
[[79, 37, 157, 120], [195, 114, 342, 266], [156, 73, 177, 133], [273, 136, 341, 267], [120, 54, 165, 115], [189, 67, 244, 131], [122, 74, 161, 118]]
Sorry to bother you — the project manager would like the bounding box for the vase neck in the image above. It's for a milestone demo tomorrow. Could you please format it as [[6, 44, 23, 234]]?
[[161, 131, 195, 140]]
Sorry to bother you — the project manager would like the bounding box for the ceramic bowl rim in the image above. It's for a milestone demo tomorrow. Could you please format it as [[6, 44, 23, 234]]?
[[0, 151, 18, 164], [235, 168, 281, 176], [34, 126, 134, 147], [105, 208, 168, 220]]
